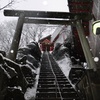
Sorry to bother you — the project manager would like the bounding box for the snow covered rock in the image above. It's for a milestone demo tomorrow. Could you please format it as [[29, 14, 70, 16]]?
[[0, 50, 6, 57], [52, 43, 69, 60], [26, 41, 41, 61]]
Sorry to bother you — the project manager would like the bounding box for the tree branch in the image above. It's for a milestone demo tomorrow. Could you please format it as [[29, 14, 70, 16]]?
[[0, 0, 15, 10]]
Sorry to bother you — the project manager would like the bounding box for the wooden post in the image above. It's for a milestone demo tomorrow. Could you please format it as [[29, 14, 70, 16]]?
[[76, 20, 97, 71], [7, 13, 25, 61]]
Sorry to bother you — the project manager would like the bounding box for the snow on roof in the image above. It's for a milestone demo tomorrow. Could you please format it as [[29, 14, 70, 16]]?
[[51, 26, 64, 43], [42, 39, 51, 44], [40, 27, 56, 40], [39, 34, 51, 43]]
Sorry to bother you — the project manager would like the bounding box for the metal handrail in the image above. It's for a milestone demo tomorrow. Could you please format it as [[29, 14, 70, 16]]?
[[46, 51, 63, 100]]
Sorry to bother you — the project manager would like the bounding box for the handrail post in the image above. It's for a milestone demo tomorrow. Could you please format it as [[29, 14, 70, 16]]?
[[7, 13, 25, 61]]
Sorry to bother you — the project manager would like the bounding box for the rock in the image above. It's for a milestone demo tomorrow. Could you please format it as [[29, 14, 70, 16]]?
[[4, 87, 25, 100]]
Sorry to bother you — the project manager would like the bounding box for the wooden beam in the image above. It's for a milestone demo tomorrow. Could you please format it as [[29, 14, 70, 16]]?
[[4, 9, 93, 20], [7, 13, 25, 61], [24, 18, 76, 25]]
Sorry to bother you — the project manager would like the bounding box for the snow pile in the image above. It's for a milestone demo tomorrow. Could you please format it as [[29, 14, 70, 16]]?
[[57, 56, 72, 77], [24, 67, 40, 100]]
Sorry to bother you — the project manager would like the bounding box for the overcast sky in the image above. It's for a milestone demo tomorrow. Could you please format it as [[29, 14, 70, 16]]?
[[15, 0, 69, 11], [0, 0, 69, 22]]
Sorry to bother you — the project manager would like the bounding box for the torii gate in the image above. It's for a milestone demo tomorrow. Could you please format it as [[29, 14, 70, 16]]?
[[4, 9, 96, 71]]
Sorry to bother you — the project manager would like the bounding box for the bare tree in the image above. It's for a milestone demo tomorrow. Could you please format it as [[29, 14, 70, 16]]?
[[0, 0, 27, 10], [19, 24, 48, 47], [0, 20, 57, 55], [0, 20, 17, 53]]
